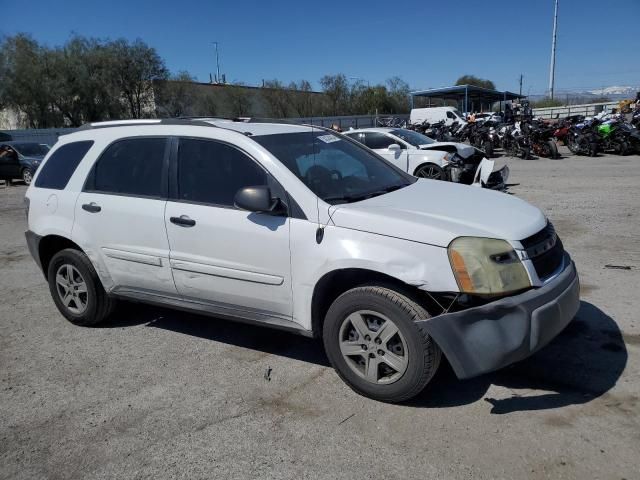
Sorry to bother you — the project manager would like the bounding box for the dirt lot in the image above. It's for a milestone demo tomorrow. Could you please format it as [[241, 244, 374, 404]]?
[[1, 149, 639, 480]]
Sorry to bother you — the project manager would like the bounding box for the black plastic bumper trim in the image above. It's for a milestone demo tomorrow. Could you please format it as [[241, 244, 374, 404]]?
[[417, 254, 580, 379]]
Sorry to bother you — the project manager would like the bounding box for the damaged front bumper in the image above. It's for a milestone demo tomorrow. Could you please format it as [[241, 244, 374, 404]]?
[[417, 254, 579, 379]]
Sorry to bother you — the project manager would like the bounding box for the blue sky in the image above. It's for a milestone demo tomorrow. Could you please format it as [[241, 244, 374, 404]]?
[[3, 0, 639, 94]]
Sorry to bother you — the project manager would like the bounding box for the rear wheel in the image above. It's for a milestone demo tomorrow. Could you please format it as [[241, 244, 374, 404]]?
[[47, 248, 116, 326], [414, 163, 444, 181], [323, 286, 441, 402]]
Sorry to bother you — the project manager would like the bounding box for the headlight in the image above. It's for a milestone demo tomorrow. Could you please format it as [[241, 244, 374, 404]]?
[[443, 153, 453, 163], [448, 237, 531, 295]]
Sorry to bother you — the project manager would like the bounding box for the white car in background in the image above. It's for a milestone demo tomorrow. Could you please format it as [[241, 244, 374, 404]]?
[[343, 127, 508, 189]]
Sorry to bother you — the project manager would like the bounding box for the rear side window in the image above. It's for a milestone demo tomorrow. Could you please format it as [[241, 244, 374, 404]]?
[[34, 141, 93, 190], [86, 138, 166, 197], [176, 138, 267, 206]]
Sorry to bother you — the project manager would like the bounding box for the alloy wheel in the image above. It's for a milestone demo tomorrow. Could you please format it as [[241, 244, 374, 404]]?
[[338, 310, 409, 385], [415, 165, 442, 180], [22, 169, 32, 185], [55, 264, 88, 314]]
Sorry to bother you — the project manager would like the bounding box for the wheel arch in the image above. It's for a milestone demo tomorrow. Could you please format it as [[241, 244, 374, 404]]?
[[38, 234, 84, 280], [310, 268, 442, 338]]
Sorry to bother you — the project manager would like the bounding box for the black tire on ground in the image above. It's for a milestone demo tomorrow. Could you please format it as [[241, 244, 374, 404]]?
[[520, 147, 531, 160], [616, 141, 629, 156], [47, 248, 116, 326], [483, 140, 494, 158], [323, 285, 442, 403], [414, 163, 445, 181], [547, 140, 559, 159]]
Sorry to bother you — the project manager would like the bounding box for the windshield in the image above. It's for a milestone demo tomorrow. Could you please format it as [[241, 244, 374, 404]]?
[[12, 143, 50, 157], [390, 129, 435, 146], [254, 131, 414, 205]]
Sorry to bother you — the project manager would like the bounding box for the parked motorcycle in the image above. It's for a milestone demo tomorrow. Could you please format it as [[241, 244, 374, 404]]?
[[528, 121, 560, 158], [565, 119, 600, 156]]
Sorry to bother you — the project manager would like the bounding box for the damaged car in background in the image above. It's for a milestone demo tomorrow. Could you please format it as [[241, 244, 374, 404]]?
[[343, 127, 509, 189]]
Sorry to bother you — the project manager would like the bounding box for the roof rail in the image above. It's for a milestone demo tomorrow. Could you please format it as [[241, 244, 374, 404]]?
[[76, 118, 220, 131]]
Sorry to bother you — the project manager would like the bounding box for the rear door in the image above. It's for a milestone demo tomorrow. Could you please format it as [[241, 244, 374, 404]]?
[[164, 137, 292, 319], [363, 132, 409, 171], [73, 137, 178, 295]]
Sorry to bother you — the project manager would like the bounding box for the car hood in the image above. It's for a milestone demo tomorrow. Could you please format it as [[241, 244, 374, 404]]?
[[329, 179, 546, 247], [419, 142, 475, 158], [21, 155, 45, 163]]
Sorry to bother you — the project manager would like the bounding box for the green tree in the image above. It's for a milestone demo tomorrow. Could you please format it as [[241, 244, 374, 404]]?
[[111, 39, 168, 118], [225, 82, 252, 117], [530, 97, 564, 108], [320, 74, 350, 115], [455, 75, 496, 90], [261, 79, 290, 118], [288, 80, 315, 117], [155, 71, 200, 118]]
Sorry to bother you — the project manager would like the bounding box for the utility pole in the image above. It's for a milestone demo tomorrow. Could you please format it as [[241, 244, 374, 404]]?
[[212, 41, 221, 84], [519, 74, 523, 96], [548, 0, 559, 99]]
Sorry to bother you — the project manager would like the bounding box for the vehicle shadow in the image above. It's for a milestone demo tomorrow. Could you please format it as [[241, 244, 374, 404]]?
[[102, 300, 626, 414], [102, 301, 331, 366], [408, 301, 628, 413]]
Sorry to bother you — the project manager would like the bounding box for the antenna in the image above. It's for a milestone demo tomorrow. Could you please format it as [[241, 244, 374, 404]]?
[[548, 0, 559, 99], [212, 41, 221, 84]]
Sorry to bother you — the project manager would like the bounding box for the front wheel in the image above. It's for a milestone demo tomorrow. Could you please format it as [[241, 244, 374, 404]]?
[[22, 168, 33, 185], [483, 140, 494, 158], [414, 163, 445, 181], [323, 286, 441, 402]]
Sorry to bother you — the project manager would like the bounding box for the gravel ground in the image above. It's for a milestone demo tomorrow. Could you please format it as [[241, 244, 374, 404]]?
[[1, 148, 639, 480]]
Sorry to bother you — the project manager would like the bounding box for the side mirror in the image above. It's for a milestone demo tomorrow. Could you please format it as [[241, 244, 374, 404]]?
[[388, 143, 402, 152], [234, 185, 284, 215]]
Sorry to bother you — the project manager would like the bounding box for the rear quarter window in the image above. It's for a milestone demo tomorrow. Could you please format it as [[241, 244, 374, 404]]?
[[34, 141, 94, 190]]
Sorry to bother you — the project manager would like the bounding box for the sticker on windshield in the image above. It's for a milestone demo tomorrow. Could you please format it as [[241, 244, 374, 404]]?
[[317, 134, 341, 144]]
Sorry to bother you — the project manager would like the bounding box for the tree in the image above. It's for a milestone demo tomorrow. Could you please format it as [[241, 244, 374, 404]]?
[[288, 80, 315, 117], [155, 71, 200, 118], [455, 75, 495, 90], [320, 74, 350, 115], [261, 79, 290, 118], [530, 97, 564, 108], [225, 82, 252, 117], [111, 39, 168, 118], [386, 76, 411, 113]]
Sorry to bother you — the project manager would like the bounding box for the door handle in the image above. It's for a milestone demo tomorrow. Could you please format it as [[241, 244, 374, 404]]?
[[82, 202, 101, 213], [170, 215, 196, 227]]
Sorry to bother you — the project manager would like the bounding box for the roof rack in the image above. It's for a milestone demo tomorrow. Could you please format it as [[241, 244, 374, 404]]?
[[76, 118, 220, 131]]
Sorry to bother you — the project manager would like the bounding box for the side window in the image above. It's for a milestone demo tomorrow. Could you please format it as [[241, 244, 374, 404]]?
[[87, 138, 166, 197], [364, 132, 396, 150], [176, 138, 267, 207], [344, 132, 365, 145], [35, 141, 94, 190], [446, 111, 455, 119]]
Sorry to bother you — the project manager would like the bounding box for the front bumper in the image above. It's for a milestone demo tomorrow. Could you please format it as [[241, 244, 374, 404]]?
[[417, 255, 579, 379], [25, 230, 43, 272]]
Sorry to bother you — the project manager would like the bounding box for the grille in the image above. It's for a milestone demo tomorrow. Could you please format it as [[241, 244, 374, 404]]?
[[520, 222, 564, 279]]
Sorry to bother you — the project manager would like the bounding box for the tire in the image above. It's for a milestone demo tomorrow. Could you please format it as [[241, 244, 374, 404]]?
[[323, 286, 441, 402], [21, 168, 33, 185], [483, 140, 494, 158], [546, 140, 559, 159], [47, 248, 116, 326], [414, 163, 445, 181], [520, 146, 530, 160], [616, 141, 629, 156]]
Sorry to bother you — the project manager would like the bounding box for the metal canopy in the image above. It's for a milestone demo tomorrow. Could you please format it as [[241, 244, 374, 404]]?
[[410, 84, 524, 113]]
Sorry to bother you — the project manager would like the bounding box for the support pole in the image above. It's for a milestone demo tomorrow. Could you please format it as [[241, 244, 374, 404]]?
[[548, 0, 559, 99]]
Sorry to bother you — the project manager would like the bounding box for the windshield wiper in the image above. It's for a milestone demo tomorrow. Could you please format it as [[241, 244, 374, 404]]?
[[324, 183, 408, 204]]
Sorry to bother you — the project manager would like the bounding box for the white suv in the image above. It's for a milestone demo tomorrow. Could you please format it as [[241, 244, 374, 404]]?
[[25, 118, 580, 402]]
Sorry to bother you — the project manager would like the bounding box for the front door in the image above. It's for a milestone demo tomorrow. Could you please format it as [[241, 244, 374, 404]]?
[[363, 132, 409, 171], [0, 146, 20, 178], [164, 137, 292, 319], [73, 137, 177, 295]]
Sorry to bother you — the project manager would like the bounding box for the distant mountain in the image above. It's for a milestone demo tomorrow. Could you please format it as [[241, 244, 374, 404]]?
[[528, 85, 638, 103], [586, 85, 638, 97]]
